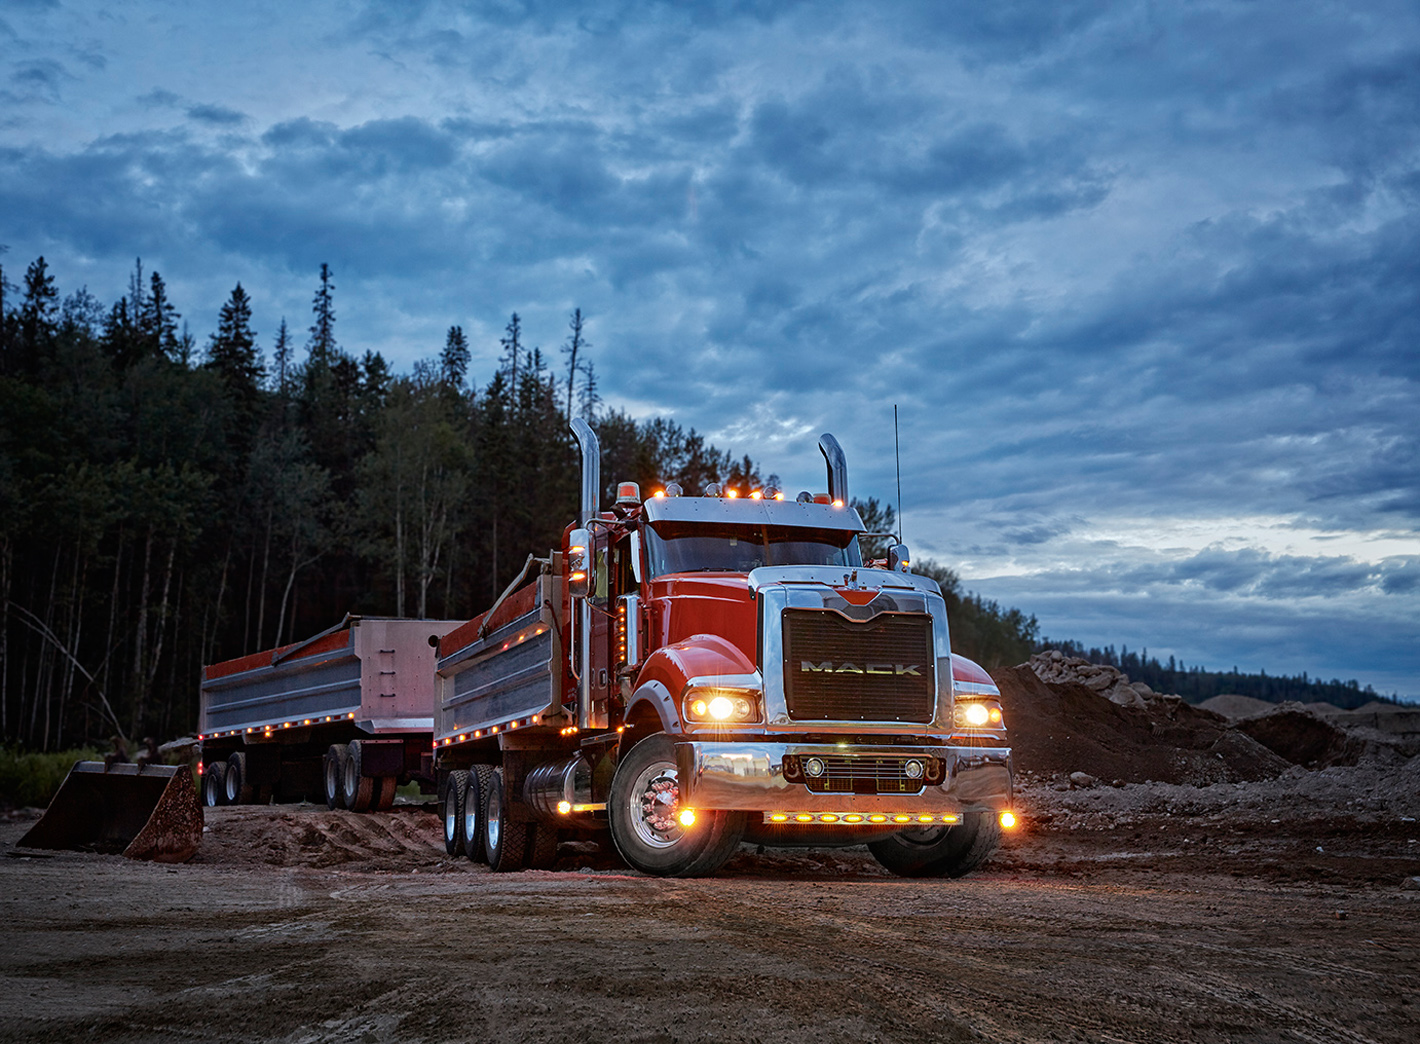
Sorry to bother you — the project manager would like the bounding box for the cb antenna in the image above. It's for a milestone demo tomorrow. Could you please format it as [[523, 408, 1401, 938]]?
[[894, 404, 903, 544]]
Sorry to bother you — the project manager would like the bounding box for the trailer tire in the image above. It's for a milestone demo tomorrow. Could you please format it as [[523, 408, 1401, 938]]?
[[225, 752, 254, 805], [460, 766, 492, 863], [343, 740, 374, 812], [483, 767, 528, 872], [324, 745, 348, 810], [527, 823, 560, 870], [608, 733, 745, 877], [867, 812, 1002, 878], [443, 769, 468, 856], [374, 776, 398, 811], [202, 760, 227, 807]]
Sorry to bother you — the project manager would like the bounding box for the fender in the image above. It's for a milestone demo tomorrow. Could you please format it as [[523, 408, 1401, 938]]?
[[636, 634, 757, 703], [624, 679, 681, 736]]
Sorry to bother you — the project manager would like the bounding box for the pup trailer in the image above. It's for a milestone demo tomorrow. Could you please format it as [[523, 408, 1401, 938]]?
[[432, 421, 1015, 877]]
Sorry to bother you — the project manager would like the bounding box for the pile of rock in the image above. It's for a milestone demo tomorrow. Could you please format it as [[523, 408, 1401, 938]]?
[[1028, 651, 1157, 710]]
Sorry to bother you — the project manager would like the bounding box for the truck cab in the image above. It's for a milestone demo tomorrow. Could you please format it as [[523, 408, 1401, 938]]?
[[432, 423, 1014, 877]]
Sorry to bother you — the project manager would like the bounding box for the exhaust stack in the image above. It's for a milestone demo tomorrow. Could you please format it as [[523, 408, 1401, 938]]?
[[818, 433, 848, 505], [571, 418, 600, 526]]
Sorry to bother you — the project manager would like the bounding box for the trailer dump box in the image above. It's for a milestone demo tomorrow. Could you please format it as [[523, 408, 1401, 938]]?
[[19, 762, 203, 863], [202, 617, 461, 737], [436, 574, 564, 743]]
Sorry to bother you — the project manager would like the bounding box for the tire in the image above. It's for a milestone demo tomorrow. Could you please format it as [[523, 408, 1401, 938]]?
[[483, 766, 528, 873], [324, 744, 348, 810], [527, 823, 560, 870], [442, 770, 468, 856], [202, 760, 227, 807], [373, 776, 398, 811], [868, 812, 1002, 878], [607, 733, 745, 877], [461, 766, 492, 863], [225, 752, 254, 805], [343, 740, 374, 812]]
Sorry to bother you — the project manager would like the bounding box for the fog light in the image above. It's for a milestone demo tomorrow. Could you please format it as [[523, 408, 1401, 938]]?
[[803, 757, 825, 778], [904, 759, 924, 780], [678, 808, 697, 827]]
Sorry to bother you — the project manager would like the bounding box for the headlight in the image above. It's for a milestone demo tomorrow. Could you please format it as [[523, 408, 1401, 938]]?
[[953, 700, 1005, 730], [684, 689, 762, 723]]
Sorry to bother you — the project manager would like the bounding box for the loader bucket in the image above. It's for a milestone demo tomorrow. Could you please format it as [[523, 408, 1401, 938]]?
[[17, 761, 203, 863]]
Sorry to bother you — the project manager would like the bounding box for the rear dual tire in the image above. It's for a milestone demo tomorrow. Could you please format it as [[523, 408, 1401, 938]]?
[[202, 760, 227, 807]]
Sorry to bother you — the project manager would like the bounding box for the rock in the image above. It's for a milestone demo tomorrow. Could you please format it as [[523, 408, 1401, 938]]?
[[1069, 772, 1099, 789]]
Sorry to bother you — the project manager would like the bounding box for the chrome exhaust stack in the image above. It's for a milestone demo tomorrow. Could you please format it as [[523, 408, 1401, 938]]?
[[568, 419, 603, 728], [523, 753, 594, 822], [818, 433, 848, 505], [571, 418, 600, 527]]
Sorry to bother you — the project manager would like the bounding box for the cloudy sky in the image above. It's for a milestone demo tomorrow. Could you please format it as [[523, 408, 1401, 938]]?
[[3, 0, 1417, 698]]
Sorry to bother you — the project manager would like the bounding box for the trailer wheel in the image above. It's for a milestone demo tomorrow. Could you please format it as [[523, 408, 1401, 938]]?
[[202, 760, 228, 807], [483, 767, 528, 872], [324, 745, 348, 810], [867, 812, 1002, 878], [343, 740, 374, 812], [442, 770, 468, 856], [460, 766, 491, 863], [225, 752, 254, 805], [374, 776, 398, 811], [608, 733, 745, 877]]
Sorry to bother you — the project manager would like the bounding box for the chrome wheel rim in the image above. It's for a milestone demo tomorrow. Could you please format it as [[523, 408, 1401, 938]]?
[[485, 778, 502, 853], [324, 757, 339, 803], [443, 787, 458, 844], [462, 783, 478, 848], [628, 760, 684, 850]]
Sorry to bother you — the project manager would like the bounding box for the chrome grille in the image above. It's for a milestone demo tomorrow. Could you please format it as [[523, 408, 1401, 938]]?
[[797, 754, 935, 794], [782, 609, 935, 723]]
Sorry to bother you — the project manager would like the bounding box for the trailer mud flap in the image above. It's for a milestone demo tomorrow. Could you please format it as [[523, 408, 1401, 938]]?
[[17, 761, 204, 863]]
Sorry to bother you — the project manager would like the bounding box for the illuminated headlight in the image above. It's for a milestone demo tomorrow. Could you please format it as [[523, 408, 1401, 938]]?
[[685, 690, 761, 723], [953, 700, 1005, 730]]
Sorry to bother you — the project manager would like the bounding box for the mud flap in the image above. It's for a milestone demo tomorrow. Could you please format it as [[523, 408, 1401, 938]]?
[[17, 761, 204, 863]]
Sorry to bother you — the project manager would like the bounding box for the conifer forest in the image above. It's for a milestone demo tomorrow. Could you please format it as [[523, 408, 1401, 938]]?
[[1, 256, 1045, 751]]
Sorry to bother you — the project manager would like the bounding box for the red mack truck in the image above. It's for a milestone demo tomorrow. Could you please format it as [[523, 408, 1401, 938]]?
[[430, 421, 1015, 877]]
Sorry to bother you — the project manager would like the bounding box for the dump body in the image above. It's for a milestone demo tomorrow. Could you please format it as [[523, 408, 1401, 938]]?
[[202, 617, 460, 736], [199, 617, 462, 808]]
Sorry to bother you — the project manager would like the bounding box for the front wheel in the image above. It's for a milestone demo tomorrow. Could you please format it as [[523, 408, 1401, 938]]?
[[867, 812, 1002, 878], [607, 733, 744, 877]]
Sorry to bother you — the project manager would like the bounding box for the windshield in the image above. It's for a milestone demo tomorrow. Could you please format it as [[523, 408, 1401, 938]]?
[[644, 522, 863, 576]]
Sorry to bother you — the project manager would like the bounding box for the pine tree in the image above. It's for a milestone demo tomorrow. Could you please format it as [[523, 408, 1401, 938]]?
[[271, 318, 292, 393], [440, 325, 470, 390], [499, 312, 521, 387], [578, 358, 601, 420], [308, 263, 336, 366], [18, 256, 59, 373], [206, 283, 263, 411], [142, 271, 181, 361], [561, 308, 589, 420]]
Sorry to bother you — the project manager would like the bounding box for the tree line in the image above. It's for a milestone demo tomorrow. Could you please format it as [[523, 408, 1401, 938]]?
[[1043, 641, 1397, 709], [0, 255, 1041, 750]]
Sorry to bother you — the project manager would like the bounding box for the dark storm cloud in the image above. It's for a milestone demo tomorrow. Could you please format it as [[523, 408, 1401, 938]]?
[[187, 103, 247, 126], [7, 58, 69, 103]]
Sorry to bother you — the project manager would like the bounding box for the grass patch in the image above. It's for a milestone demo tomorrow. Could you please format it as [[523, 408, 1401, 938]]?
[[0, 745, 104, 809]]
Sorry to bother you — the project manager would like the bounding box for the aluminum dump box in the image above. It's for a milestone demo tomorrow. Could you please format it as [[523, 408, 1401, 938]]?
[[202, 617, 463, 737], [435, 574, 564, 743]]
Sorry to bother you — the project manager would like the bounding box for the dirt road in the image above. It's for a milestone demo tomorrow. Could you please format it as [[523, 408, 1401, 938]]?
[[3, 802, 1417, 1044]]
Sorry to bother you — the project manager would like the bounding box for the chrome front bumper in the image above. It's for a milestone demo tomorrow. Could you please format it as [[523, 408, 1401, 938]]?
[[674, 741, 1013, 813]]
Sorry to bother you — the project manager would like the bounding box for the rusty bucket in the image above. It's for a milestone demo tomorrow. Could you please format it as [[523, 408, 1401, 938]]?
[[17, 761, 203, 863]]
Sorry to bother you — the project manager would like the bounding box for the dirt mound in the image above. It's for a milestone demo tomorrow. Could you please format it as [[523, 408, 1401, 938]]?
[[1198, 693, 1276, 719], [1234, 704, 1361, 768], [194, 803, 451, 870], [993, 664, 1292, 785]]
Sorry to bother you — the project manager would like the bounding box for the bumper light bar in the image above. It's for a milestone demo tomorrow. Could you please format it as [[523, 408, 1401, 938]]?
[[764, 812, 963, 825]]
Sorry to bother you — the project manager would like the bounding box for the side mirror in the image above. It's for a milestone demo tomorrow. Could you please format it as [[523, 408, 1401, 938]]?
[[888, 543, 911, 573], [568, 528, 591, 599]]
